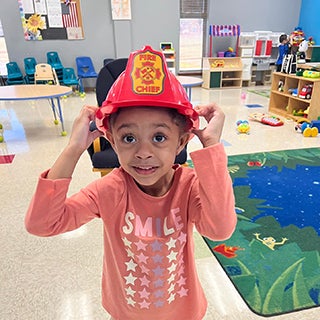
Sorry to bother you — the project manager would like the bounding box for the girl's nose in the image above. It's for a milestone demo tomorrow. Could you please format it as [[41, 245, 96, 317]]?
[[135, 141, 153, 160]]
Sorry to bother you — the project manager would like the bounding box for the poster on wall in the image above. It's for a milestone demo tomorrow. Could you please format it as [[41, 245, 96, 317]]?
[[111, 0, 131, 20], [18, 0, 84, 40]]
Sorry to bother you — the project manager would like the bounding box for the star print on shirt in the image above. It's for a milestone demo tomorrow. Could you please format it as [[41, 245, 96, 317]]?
[[125, 259, 137, 272], [122, 229, 189, 310]]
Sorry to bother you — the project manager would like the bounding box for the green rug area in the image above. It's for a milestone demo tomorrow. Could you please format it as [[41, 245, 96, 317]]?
[[188, 148, 320, 317], [247, 88, 270, 98]]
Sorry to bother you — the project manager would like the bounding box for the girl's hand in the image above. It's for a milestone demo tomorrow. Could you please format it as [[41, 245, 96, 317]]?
[[67, 105, 103, 155], [192, 103, 225, 147]]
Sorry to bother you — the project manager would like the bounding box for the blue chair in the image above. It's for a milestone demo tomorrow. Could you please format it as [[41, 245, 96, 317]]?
[[24, 57, 37, 84], [47, 51, 63, 82], [76, 56, 98, 92], [62, 67, 79, 90], [6, 62, 25, 85]]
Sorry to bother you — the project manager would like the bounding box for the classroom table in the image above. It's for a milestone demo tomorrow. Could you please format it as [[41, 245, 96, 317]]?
[[176, 76, 203, 101], [0, 84, 72, 135]]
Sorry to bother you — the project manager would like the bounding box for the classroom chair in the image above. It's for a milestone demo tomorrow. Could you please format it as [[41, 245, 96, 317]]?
[[75, 56, 98, 93], [24, 57, 37, 84], [47, 51, 64, 82], [34, 63, 60, 85], [62, 67, 79, 90], [6, 62, 25, 85], [87, 58, 187, 177]]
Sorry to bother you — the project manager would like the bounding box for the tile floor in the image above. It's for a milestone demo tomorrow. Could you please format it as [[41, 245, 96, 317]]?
[[0, 85, 319, 319]]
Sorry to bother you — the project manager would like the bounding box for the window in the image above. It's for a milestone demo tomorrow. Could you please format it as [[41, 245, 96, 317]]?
[[179, 0, 208, 72]]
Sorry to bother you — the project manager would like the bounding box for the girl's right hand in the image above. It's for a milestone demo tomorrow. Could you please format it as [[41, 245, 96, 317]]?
[[67, 105, 104, 155]]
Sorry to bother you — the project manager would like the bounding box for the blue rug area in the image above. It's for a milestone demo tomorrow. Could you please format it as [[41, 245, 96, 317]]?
[[189, 148, 320, 316], [245, 104, 263, 108]]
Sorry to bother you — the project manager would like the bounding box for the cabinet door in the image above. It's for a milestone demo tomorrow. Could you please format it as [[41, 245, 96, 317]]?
[[210, 72, 221, 88], [311, 47, 320, 62]]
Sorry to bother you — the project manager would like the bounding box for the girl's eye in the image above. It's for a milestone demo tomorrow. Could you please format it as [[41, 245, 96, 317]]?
[[123, 135, 136, 143], [153, 135, 166, 143]]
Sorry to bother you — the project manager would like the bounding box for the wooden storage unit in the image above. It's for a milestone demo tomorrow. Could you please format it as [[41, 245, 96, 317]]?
[[162, 49, 175, 74], [269, 72, 320, 121], [202, 57, 242, 89]]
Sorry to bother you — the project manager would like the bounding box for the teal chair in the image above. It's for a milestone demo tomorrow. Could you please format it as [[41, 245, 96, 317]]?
[[47, 51, 64, 82], [62, 67, 79, 90], [24, 57, 37, 84], [6, 62, 25, 85]]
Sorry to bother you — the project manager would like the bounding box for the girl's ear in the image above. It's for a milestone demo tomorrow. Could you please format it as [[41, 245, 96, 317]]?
[[105, 131, 117, 151], [176, 133, 190, 156]]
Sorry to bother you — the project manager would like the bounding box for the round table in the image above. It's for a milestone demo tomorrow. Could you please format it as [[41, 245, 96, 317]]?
[[0, 84, 72, 135], [176, 76, 203, 100]]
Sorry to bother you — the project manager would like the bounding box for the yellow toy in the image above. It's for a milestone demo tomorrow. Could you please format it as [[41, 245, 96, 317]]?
[[236, 120, 250, 134], [211, 60, 224, 68]]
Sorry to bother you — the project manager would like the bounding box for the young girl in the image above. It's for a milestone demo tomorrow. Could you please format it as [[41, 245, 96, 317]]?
[[25, 46, 237, 320]]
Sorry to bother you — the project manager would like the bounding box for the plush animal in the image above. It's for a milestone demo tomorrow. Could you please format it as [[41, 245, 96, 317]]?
[[297, 39, 308, 63]]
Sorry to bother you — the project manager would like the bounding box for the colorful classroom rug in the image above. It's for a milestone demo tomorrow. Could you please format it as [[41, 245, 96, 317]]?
[[247, 88, 270, 98], [192, 148, 320, 317]]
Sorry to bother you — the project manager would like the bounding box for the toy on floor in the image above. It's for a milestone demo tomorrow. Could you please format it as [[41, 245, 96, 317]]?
[[0, 123, 3, 142], [295, 119, 319, 137], [249, 113, 284, 126], [236, 120, 250, 134]]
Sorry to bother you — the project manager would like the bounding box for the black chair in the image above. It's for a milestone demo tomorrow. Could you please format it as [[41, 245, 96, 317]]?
[[88, 58, 187, 176], [103, 58, 114, 66]]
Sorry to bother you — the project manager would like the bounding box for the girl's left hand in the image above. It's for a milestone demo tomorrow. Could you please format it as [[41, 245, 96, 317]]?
[[192, 103, 225, 147]]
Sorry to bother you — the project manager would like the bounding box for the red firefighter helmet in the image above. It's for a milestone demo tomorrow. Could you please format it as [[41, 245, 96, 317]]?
[[96, 45, 198, 133]]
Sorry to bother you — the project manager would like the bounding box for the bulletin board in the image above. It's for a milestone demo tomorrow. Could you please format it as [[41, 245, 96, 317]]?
[[18, 0, 84, 40]]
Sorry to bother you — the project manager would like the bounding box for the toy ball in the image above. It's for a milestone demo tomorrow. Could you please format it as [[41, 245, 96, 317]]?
[[236, 120, 250, 134]]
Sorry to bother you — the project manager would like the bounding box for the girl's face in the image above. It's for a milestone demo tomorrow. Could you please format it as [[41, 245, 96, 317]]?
[[106, 107, 189, 197]]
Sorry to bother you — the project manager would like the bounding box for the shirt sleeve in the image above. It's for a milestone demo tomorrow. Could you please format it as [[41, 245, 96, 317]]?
[[189, 143, 237, 241], [25, 170, 101, 237]]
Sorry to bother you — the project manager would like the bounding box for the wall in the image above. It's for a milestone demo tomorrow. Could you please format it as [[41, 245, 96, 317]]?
[[0, 0, 179, 73], [299, 0, 320, 43], [0, 0, 303, 75], [207, 0, 302, 54]]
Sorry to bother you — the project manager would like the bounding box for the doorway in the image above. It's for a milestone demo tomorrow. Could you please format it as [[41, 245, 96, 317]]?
[[0, 19, 9, 77]]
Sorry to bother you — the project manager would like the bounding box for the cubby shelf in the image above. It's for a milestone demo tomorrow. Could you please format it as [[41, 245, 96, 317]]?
[[202, 57, 242, 89], [268, 72, 320, 121]]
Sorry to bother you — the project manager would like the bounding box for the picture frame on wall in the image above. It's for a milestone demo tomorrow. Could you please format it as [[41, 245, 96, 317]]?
[[111, 0, 131, 20]]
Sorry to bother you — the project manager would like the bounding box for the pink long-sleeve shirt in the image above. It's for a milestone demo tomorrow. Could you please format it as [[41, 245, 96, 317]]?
[[25, 143, 236, 320]]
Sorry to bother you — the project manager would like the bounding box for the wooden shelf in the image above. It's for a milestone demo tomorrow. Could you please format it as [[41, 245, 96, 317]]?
[[162, 50, 175, 74], [268, 72, 320, 121], [202, 57, 242, 89]]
